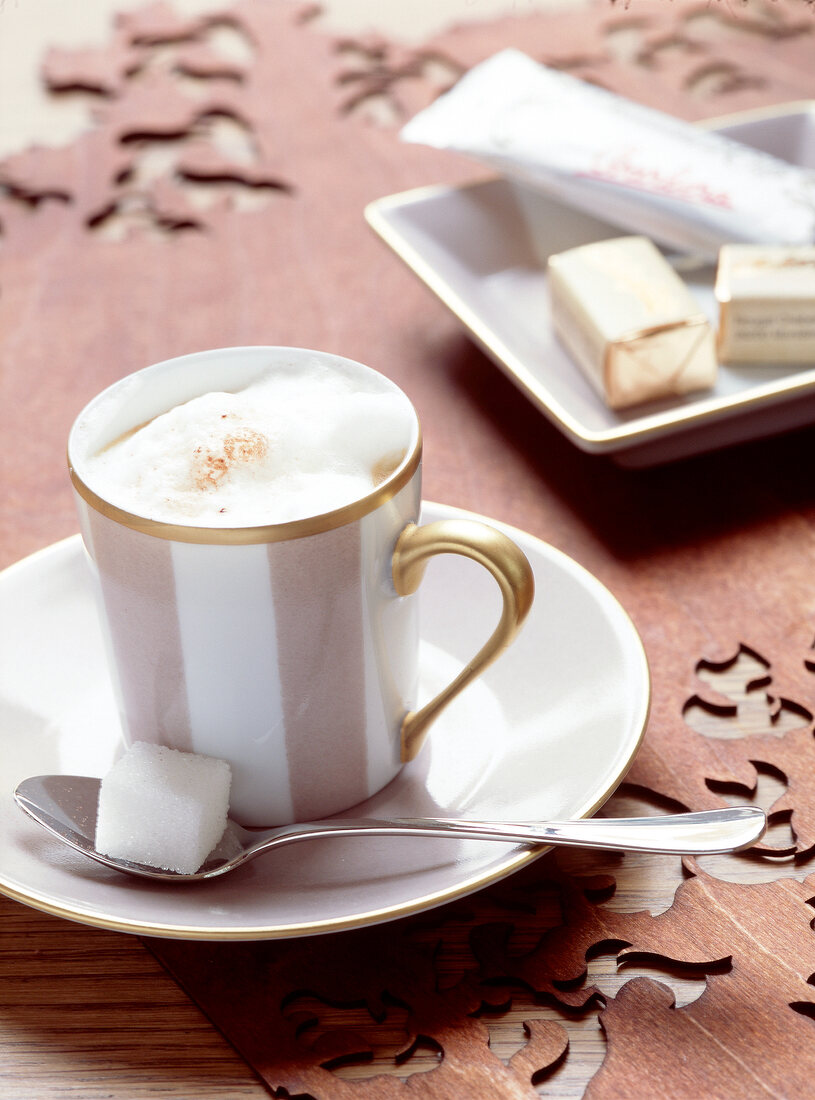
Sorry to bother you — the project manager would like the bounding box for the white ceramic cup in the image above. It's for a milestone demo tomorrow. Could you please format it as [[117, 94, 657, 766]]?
[[68, 347, 534, 825]]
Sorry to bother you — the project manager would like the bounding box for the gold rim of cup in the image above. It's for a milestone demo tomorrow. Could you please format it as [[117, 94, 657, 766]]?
[[69, 432, 422, 545], [67, 348, 422, 545]]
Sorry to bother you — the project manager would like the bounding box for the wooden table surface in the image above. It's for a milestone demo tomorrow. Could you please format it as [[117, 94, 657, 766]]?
[[5, 1, 815, 1097]]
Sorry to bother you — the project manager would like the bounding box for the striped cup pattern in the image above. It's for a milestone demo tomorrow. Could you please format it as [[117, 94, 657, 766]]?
[[69, 347, 423, 826]]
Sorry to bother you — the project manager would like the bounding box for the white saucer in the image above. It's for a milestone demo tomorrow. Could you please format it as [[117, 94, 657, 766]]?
[[367, 104, 815, 467], [0, 503, 649, 940]]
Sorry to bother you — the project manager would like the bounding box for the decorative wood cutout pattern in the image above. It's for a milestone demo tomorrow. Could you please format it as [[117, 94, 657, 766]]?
[[153, 776, 815, 1098], [5, 1, 815, 1097]]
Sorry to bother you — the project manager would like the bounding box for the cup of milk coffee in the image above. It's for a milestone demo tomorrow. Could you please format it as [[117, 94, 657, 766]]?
[[68, 347, 534, 826]]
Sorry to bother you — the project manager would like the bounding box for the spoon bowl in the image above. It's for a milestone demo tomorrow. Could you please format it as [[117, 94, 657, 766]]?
[[13, 774, 767, 883]]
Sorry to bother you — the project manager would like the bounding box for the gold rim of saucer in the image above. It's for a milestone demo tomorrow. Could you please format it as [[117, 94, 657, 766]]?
[[69, 430, 422, 544], [0, 506, 651, 940]]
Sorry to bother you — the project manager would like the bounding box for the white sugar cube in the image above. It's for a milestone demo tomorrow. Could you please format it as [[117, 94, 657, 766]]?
[[95, 742, 232, 874]]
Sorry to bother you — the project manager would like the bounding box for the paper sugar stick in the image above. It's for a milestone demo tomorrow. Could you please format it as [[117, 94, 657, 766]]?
[[402, 50, 815, 260]]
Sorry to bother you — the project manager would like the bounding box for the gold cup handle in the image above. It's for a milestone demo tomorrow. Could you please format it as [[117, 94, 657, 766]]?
[[392, 519, 535, 763]]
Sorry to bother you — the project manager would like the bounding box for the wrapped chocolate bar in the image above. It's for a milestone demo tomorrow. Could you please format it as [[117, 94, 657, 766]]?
[[716, 244, 815, 363], [401, 50, 815, 259], [548, 236, 717, 410]]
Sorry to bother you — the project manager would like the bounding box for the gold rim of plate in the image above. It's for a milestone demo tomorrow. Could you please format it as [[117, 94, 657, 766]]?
[[364, 101, 815, 454]]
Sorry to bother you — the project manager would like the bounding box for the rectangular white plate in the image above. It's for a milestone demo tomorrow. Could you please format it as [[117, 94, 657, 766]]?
[[367, 103, 815, 466]]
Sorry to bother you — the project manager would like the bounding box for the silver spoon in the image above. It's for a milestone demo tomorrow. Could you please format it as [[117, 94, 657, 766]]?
[[14, 775, 766, 883]]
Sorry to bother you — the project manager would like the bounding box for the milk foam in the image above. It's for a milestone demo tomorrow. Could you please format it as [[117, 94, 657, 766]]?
[[86, 359, 415, 525]]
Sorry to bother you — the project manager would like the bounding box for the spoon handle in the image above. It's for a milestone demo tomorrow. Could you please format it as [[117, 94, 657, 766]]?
[[266, 806, 766, 856]]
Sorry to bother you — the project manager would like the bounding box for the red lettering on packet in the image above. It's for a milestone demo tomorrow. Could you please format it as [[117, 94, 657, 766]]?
[[581, 148, 733, 210]]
